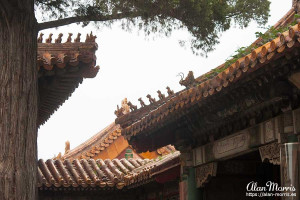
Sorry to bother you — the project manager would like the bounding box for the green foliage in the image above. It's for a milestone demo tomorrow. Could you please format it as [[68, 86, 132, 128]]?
[[201, 12, 300, 80], [35, 0, 76, 19], [221, 14, 300, 73], [35, 0, 271, 55], [203, 64, 229, 79], [224, 45, 252, 68]]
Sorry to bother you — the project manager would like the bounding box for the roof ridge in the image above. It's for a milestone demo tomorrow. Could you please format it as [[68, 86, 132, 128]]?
[[37, 31, 97, 44], [115, 9, 299, 126], [61, 122, 120, 159], [37, 33, 99, 126], [119, 21, 300, 139]]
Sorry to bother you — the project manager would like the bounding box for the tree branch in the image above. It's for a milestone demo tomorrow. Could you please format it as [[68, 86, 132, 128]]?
[[38, 12, 144, 31]]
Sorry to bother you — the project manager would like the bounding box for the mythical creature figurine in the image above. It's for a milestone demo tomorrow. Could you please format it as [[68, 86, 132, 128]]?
[[37, 33, 44, 43], [86, 31, 97, 42], [114, 98, 132, 117], [146, 94, 156, 104], [66, 33, 73, 43], [121, 98, 130, 114], [157, 90, 165, 100], [74, 33, 81, 42], [178, 71, 196, 88], [114, 105, 124, 117], [128, 101, 137, 111], [138, 98, 146, 107], [55, 33, 63, 43], [166, 86, 174, 96], [45, 33, 53, 43]]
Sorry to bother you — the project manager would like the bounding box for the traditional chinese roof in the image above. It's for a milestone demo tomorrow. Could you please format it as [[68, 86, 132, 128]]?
[[38, 151, 180, 190], [37, 32, 99, 126], [61, 123, 122, 160], [116, 19, 300, 151], [61, 122, 176, 160], [156, 145, 176, 156]]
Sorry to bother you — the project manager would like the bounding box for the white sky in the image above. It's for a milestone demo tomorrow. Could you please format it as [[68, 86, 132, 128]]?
[[38, 0, 292, 159]]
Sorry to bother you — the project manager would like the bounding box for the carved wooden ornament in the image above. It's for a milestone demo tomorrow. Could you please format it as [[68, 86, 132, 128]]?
[[259, 142, 280, 165], [195, 162, 217, 188]]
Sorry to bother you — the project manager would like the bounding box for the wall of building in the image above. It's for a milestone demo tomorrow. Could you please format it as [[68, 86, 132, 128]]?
[[93, 136, 129, 160], [91, 136, 160, 160]]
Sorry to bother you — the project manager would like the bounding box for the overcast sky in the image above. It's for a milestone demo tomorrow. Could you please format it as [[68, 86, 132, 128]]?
[[38, 0, 292, 159]]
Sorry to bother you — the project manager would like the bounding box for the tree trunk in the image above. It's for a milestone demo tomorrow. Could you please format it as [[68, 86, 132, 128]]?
[[0, 1, 38, 199]]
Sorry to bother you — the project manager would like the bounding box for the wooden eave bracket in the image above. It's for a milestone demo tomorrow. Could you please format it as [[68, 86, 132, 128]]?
[[288, 71, 300, 89], [195, 162, 218, 188]]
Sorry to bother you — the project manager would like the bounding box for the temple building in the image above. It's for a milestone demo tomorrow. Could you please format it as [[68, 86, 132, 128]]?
[[38, 122, 180, 200], [115, 5, 300, 200], [36, 32, 181, 200], [59, 122, 176, 160], [36, 2, 300, 200]]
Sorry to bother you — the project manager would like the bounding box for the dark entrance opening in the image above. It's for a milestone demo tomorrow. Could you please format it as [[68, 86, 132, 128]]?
[[203, 150, 280, 200]]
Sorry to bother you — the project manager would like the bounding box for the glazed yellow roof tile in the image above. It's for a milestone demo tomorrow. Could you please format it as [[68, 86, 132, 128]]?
[[62, 123, 122, 160]]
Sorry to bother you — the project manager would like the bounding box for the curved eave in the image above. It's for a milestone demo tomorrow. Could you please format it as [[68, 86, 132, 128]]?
[[37, 37, 99, 126], [38, 151, 180, 190], [118, 22, 300, 141]]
